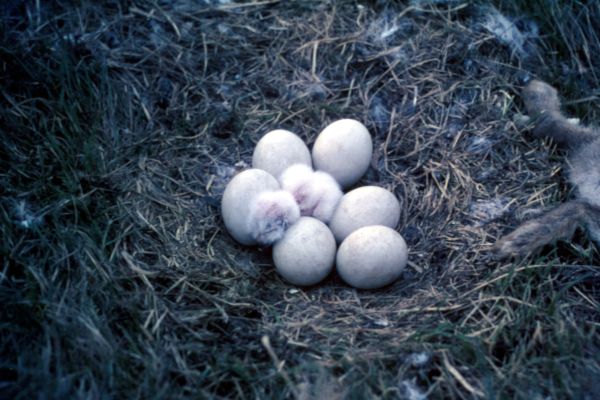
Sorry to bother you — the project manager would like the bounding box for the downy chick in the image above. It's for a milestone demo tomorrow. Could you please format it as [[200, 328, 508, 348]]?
[[279, 164, 343, 223]]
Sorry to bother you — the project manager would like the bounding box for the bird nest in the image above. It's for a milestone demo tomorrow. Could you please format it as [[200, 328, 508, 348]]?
[[2, 1, 599, 398]]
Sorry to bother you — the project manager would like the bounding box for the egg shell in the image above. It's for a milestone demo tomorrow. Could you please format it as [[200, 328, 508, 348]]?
[[273, 217, 336, 286], [312, 119, 373, 188], [329, 186, 401, 243], [221, 169, 280, 245], [252, 129, 312, 179], [336, 225, 408, 289]]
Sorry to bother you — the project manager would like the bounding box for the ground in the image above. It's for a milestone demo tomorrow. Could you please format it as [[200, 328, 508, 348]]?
[[1, 1, 599, 399]]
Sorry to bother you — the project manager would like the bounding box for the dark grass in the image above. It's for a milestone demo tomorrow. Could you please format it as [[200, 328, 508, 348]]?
[[1, 0, 599, 399]]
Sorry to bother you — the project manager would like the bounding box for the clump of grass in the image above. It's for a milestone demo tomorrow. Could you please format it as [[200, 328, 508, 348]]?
[[0, 6, 137, 398], [1, 1, 599, 399]]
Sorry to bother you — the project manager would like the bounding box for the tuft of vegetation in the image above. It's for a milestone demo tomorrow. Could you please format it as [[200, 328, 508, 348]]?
[[1, 1, 598, 398]]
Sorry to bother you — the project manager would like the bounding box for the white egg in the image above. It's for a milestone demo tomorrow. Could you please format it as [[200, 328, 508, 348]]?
[[312, 119, 373, 188], [279, 164, 343, 223], [273, 217, 336, 286], [252, 129, 312, 179], [221, 169, 300, 245], [328, 186, 401, 243], [336, 225, 408, 289]]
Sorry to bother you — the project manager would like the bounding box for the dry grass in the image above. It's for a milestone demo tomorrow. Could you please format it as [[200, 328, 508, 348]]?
[[1, 0, 599, 398]]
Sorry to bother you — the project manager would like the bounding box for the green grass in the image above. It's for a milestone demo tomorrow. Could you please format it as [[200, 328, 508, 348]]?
[[1, 1, 599, 399], [0, 7, 142, 397]]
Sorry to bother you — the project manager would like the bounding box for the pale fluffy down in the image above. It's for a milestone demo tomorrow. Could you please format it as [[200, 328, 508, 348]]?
[[279, 164, 343, 223], [279, 164, 313, 196], [311, 171, 343, 222], [247, 190, 300, 245]]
